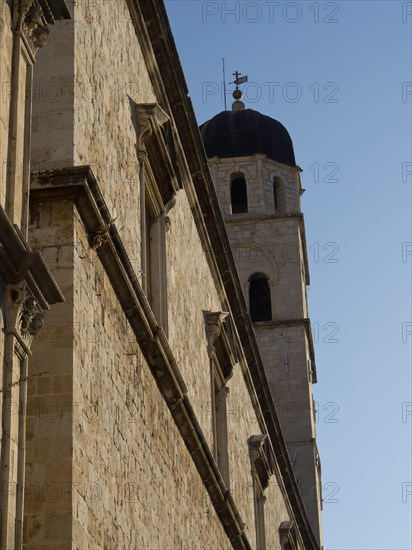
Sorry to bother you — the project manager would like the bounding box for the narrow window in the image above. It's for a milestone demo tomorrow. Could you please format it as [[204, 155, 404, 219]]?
[[249, 435, 273, 550], [273, 176, 284, 212], [273, 177, 279, 210], [249, 275, 272, 322], [142, 184, 168, 332], [144, 204, 154, 304], [135, 102, 179, 336], [211, 363, 230, 485], [204, 311, 233, 488], [231, 177, 248, 214]]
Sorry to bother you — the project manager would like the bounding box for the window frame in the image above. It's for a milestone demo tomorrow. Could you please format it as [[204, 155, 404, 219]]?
[[142, 164, 169, 332], [230, 175, 248, 214], [273, 176, 284, 212], [248, 434, 274, 550], [249, 274, 272, 323], [204, 311, 237, 488], [135, 103, 182, 334]]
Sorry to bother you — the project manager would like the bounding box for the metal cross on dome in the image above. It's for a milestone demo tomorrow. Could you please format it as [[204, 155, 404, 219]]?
[[232, 71, 248, 89]]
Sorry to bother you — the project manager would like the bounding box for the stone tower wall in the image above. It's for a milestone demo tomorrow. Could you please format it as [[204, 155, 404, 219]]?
[[224, 216, 307, 321], [209, 156, 301, 217], [210, 154, 323, 544]]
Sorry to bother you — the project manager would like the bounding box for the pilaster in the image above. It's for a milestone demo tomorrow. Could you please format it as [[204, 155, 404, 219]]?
[[5, 0, 70, 233], [0, 201, 64, 548]]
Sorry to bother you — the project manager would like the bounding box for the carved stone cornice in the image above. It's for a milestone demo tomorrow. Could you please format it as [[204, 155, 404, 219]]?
[[134, 102, 182, 206], [22, 1, 49, 51], [15, 0, 70, 60], [6, 282, 44, 352]]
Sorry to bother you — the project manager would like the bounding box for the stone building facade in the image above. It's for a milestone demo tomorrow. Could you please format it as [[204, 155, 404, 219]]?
[[0, 1, 322, 549]]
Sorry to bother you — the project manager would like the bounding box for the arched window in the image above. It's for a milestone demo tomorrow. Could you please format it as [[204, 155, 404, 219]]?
[[273, 176, 282, 211], [231, 176, 248, 214], [249, 274, 272, 322]]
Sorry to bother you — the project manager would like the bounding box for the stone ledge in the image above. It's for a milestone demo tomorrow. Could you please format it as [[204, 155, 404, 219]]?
[[224, 211, 303, 224]]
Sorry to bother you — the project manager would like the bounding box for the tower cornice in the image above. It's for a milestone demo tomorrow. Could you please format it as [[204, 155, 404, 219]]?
[[207, 154, 303, 174]]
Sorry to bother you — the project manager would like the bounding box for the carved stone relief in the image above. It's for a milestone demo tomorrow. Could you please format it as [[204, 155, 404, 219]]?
[[7, 283, 44, 350]]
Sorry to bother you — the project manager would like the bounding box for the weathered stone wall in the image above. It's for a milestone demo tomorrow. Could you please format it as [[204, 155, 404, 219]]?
[[70, 211, 230, 550], [252, 320, 320, 540], [287, 443, 321, 540], [72, 0, 157, 282], [31, 2, 75, 172], [166, 190, 220, 448], [25, 199, 75, 549], [64, 177, 292, 549], [253, 324, 315, 442], [265, 475, 293, 550]]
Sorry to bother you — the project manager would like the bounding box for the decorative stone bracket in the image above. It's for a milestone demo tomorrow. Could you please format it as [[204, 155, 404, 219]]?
[[16, 0, 70, 59], [204, 310, 239, 384], [248, 434, 274, 492], [279, 520, 298, 550], [135, 103, 182, 207], [204, 311, 229, 359], [7, 283, 44, 352], [0, 205, 64, 352]]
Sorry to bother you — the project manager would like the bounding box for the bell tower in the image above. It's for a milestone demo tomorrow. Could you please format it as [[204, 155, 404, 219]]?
[[200, 83, 323, 545]]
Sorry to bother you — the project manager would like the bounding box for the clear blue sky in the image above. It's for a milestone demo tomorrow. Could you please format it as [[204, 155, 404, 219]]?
[[165, 1, 412, 548]]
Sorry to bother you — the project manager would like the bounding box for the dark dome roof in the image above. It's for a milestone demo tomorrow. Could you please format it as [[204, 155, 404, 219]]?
[[199, 108, 296, 167]]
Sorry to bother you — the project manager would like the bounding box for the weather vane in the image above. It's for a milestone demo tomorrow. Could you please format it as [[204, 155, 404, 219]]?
[[222, 62, 248, 111], [231, 71, 248, 90], [230, 70, 248, 110]]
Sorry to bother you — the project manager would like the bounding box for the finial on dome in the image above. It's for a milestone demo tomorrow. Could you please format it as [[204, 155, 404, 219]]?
[[231, 71, 247, 111]]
